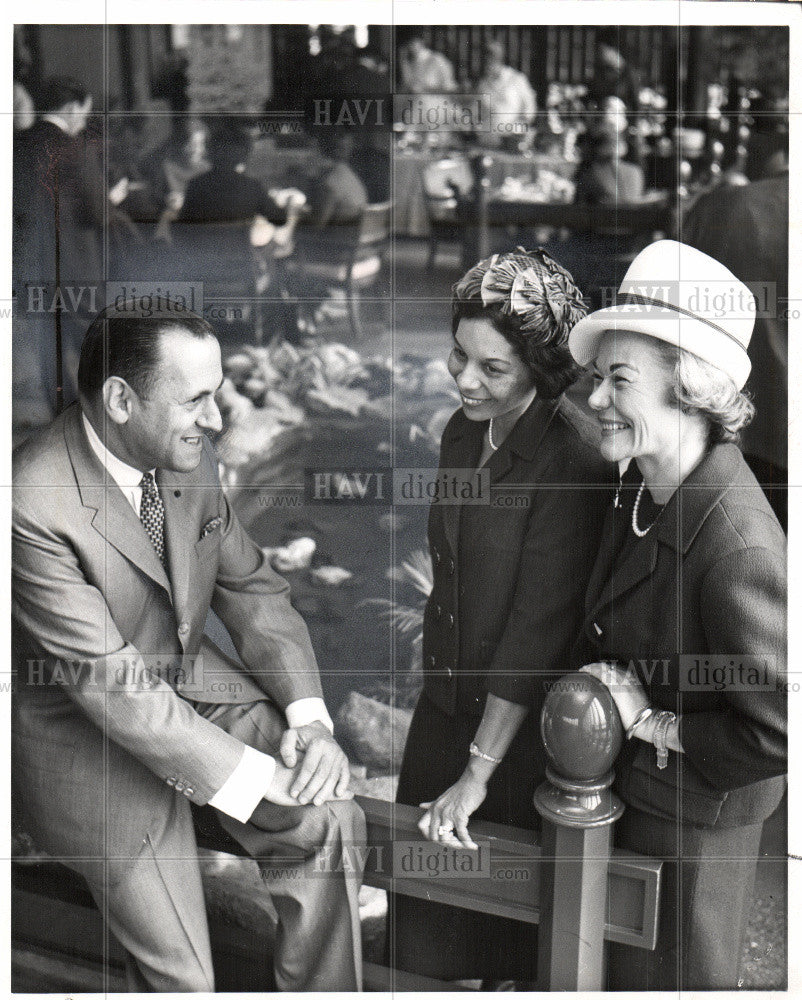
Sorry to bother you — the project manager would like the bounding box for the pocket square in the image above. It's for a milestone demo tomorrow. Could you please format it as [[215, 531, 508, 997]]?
[[200, 517, 223, 540]]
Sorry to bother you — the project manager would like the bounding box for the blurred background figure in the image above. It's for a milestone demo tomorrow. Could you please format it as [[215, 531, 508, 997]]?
[[682, 169, 788, 528], [13, 75, 106, 435], [477, 39, 537, 150], [145, 117, 211, 238], [13, 82, 36, 132], [573, 119, 645, 204], [399, 29, 456, 95], [300, 126, 368, 233], [586, 30, 641, 112], [13, 28, 35, 132], [180, 120, 286, 225]]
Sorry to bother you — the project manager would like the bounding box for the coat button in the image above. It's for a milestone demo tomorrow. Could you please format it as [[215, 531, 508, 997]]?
[[433, 547, 441, 565], [448, 613, 455, 629], [166, 776, 176, 787], [434, 604, 442, 620], [446, 665, 453, 679], [428, 655, 436, 668], [185, 787, 194, 797], [448, 559, 455, 576], [593, 622, 603, 636], [178, 622, 190, 636]]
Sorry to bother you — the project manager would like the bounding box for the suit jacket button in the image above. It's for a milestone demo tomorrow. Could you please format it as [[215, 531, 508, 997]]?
[[593, 622, 603, 636], [428, 655, 436, 668], [174, 780, 185, 793], [433, 547, 441, 565], [185, 787, 194, 797], [448, 613, 455, 629], [435, 604, 442, 620], [166, 776, 176, 786], [446, 665, 453, 679], [448, 559, 455, 576], [178, 622, 190, 636]]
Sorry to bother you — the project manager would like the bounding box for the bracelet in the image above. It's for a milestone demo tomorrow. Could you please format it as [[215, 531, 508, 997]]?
[[626, 705, 653, 740], [652, 710, 677, 770], [469, 741, 503, 765]]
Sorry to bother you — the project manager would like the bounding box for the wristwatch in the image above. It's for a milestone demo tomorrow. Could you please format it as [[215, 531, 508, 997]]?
[[652, 710, 677, 770]]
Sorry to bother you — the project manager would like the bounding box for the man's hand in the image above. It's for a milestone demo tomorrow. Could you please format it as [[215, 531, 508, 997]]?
[[264, 759, 307, 807], [280, 721, 352, 806]]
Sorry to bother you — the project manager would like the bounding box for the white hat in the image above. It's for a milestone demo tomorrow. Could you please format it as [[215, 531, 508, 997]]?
[[568, 240, 755, 389]]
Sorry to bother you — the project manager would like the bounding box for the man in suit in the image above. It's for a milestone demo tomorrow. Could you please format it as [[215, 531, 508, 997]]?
[[12, 304, 365, 992], [13, 76, 105, 437]]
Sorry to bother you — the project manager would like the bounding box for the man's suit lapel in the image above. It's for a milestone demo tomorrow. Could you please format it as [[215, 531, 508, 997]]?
[[159, 468, 207, 624], [64, 406, 172, 594]]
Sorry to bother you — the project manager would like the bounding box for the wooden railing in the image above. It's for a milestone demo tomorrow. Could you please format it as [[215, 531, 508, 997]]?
[[12, 672, 662, 991]]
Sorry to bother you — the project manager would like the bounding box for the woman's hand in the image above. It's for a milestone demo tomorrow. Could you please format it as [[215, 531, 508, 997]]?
[[580, 661, 649, 732], [418, 771, 488, 850]]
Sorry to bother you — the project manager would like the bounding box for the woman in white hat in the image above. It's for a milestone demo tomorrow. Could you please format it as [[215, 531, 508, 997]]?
[[568, 239, 787, 989]]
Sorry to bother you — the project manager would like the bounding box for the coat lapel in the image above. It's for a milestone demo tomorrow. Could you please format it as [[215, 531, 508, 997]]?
[[439, 416, 484, 558], [586, 526, 660, 624], [584, 445, 739, 626], [64, 406, 172, 594]]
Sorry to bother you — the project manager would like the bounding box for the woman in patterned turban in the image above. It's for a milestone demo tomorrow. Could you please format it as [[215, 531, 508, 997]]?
[[390, 249, 613, 985]]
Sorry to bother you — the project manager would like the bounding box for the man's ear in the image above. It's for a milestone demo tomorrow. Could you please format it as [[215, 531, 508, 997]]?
[[102, 377, 134, 425]]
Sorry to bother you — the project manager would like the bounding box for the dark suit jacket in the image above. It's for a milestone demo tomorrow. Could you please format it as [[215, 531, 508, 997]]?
[[12, 405, 322, 864], [573, 157, 645, 206], [180, 167, 286, 224], [13, 119, 105, 288], [574, 443, 787, 828], [421, 395, 612, 720], [683, 175, 788, 470]]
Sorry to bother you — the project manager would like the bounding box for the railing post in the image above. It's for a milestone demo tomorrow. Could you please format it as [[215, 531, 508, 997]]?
[[533, 671, 625, 991]]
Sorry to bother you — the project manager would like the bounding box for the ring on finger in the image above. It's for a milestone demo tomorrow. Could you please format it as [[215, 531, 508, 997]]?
[[437, 825, 453, 837]]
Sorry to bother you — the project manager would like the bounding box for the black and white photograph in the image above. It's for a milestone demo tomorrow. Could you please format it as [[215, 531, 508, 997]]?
[[7, 1, 797, 994]]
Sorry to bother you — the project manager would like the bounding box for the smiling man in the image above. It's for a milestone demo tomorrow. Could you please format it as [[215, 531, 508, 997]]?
[[12, 303, 365, 992]]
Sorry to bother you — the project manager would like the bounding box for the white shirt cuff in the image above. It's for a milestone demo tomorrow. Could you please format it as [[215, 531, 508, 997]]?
[[208, 745, 276, 824], [285, 697, 334, 733]]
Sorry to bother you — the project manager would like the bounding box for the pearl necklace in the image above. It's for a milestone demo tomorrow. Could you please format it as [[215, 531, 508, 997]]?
[[631, 479, 660, 537], [487, 418, 499, 450]]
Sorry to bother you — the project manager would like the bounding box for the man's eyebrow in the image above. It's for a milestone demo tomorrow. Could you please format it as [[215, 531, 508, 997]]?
[[186, 377, 225, 402]]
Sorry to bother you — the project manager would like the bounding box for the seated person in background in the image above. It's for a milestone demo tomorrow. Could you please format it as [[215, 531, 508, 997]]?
[[180, 122, 286, 226], [477, 39, 537, 146], [398, 30, 456, 94], [144, 118, 210, 240], [573, 120, 645, 205], [300, 126, 368, 233]]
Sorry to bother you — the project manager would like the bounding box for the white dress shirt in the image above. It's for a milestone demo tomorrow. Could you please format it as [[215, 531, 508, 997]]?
[[81, 412, 333, 823]]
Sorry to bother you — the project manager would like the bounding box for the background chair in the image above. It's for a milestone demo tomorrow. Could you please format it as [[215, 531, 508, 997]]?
[[420, 158, 473, 268], [291, 200, 393, 340]]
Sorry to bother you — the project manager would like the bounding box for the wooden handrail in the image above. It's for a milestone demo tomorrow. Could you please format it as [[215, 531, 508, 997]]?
[[356, 795, 661, 951]]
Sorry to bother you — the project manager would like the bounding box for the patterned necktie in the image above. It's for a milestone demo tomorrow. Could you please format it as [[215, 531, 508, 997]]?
[[139, 472, 167, 568]]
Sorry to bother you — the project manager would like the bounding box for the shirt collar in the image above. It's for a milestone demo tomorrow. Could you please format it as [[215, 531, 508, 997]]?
[[81, 410, 154, 492], [41, 113, 71, 133]]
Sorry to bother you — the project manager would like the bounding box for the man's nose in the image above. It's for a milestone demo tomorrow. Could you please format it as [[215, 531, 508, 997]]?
[[198, 397, 223, 432]]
